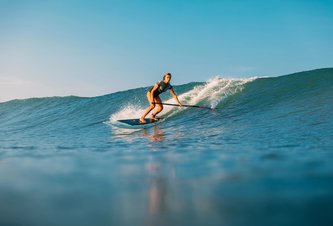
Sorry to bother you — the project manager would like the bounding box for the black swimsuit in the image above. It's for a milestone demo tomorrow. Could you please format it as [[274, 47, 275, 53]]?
[[149, 81, 173, 97]]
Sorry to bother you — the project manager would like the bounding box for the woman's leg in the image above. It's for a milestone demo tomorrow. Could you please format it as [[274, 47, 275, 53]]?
[[151, 96, 163, 118], [140, 91, 155, 123]]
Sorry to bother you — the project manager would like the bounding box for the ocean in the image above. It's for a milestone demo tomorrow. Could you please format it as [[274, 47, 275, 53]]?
[[0, 68, 333, 226]]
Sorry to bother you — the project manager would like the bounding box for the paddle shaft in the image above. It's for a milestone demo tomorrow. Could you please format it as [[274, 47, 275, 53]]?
[[153, 102, 217, 110]]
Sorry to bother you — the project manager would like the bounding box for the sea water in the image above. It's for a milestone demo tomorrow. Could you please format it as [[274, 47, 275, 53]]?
[[0, 68, 333, 226]]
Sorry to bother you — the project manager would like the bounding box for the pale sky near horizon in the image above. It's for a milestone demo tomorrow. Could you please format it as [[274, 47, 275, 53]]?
[[1, 0, 332, 102]]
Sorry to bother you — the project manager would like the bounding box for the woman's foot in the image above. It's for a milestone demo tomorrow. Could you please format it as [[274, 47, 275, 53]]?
[[139, 117, 146, 124], [150, 114, 159, 121]]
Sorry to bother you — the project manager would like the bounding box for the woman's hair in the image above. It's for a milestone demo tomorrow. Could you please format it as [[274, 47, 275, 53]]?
[[163, 72, 172, 80]]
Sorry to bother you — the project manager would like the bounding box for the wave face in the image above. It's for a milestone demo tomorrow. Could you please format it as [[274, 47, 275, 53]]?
[[1, 68, 333, 226]]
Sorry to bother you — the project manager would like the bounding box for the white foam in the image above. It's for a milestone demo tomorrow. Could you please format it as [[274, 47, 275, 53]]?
[[175, 76, 256, 108], [110, 105, 146, 121]]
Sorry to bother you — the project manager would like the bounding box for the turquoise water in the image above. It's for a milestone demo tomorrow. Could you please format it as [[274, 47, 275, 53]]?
[[1, 68, 333, 226]]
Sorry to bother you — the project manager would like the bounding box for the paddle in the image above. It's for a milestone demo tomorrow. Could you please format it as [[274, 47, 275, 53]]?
[[153, 102, 218, 110]]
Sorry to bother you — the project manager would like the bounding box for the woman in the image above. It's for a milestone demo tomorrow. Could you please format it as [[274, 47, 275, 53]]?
[[140, 72, 182, 123]]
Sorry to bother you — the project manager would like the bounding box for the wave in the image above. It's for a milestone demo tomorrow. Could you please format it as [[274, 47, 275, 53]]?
[[0, 68, 332, 136]]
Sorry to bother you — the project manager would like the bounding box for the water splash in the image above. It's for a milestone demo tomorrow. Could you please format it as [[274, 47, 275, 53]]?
[[108, 77, 256, 121]]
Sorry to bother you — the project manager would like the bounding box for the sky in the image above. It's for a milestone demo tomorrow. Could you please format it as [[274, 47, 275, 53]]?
[[0, 0, 332, 102]]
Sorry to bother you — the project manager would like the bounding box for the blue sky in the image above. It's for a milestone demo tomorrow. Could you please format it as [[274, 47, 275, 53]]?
[[0, 0, 332, 102]]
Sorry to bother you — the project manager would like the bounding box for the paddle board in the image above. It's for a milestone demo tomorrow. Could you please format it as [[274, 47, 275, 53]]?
[[111, 118, 163, 129]]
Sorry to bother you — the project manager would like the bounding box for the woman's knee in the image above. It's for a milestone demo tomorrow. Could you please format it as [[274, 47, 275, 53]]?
[[146, 91, 151, 101]]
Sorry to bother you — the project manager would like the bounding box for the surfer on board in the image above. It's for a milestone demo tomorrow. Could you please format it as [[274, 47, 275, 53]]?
[[140, 72, 182, 123]]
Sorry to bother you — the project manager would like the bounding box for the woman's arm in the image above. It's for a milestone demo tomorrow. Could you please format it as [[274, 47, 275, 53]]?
[[170, 88, 182, 106]]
